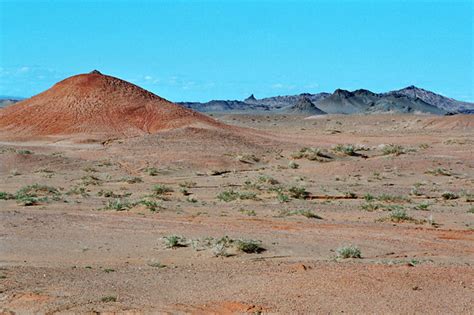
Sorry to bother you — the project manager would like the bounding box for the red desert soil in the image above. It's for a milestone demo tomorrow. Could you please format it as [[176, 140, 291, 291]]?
[[0, 71, 223, 141]]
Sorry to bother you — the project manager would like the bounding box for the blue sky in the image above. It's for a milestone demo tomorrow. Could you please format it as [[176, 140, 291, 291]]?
[[0, 0, 472, 102]]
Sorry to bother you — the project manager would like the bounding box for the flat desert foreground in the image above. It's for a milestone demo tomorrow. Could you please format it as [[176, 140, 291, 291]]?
[[0, 114, 473, 314]]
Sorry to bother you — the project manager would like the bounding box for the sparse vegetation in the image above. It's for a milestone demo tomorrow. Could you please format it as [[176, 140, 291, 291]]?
[[163, 235, 187, 248], [105, 198, 133, 211], [67, 185, 89, 197], [0, 192, 14, 200], [137, 199, 161, 211], [179, 181, 197, 188], [239, 208, 257, 216], [288, 161, 299, 169], [414, 202, 430, 211], [333, 144, 357, 156], [377, 194, 409, 203], [258, 175, 279, 185], [121, 176, 142, 184], [101, 296, 117, 302], [152, 184, 173, 195], [381, 144, 405, 156], [236, 239, 265, 253], [145, 167, 159, 176], [236, 154, 260, 164], [389, 209, 413, 222], [426, 167, 452, 176], [441, 191, 458, 200], [292, 147, 331, 161], [276, 192, 289, 203], [279, 209, 323, 219], [81, 175, 102, 186], [364, 193, 374, 202], [288, 186, 309, 199], [360, 202, 380, 211], [148, 262, 166, 268], [98, 189, 131, 198], [83, 166, 97, 173], [17, 149, 33, 155], [14, 184, 61, 206], [217, 190, 257, 202], [336, 245, 362, 259]]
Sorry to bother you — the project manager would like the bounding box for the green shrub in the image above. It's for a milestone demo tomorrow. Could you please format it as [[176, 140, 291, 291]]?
[[258, 175, 279, 185], [288, 161, 299, 169], [426, 167, 451, 176], [146, 167, 159, 176], [217, 190, 257, 202], [333, 144, 357, 156], [0, 192, 14, 200], [441, 191, 458, 200], [67, 185, 89, 197], [16, 195, 41, 206], [288, 186, 309, 199], [336, 245, 362, 259], [17, 149, 33, 155], [236, 239, 265, 253], [217, 190, 240, 202], [163, 235, 187, 248], [292, 147, 331, 161], [14, 184, 60, 205], [364, 193, 374, 202], [137, 199, 161, 211], [238, 191, 257, 200], [389, 209, 412, 222], [105, 199, 133, 211], [81, 175, 101, 186], [360, 202, 380, 211], [414, 202, 430, 211], [101, 296, 117, 302], [277, 192, 290, 203], [382, 144, 405, 155], [153, 184, 173, 195]]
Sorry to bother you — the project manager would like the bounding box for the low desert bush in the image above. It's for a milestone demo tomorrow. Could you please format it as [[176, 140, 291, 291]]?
[[336, 245, 362, 259], [163, 235, 187, 248]]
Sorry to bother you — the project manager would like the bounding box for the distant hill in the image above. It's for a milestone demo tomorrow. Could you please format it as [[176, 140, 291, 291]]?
[[316, 88, 446, 115], [0, 71, 222, 139], [179, 99, 270, 113], [177, 86, 472, 115], [285, 96, 326, 115], [383, 86, 473, 114], [0, 97, 23, 108]]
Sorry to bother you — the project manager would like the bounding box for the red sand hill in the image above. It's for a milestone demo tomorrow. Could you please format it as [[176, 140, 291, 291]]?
[[0, 71, 223, 140]]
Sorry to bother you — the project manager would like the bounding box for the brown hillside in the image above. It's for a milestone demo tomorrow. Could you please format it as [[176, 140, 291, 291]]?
[[0, 71, 223, 140]]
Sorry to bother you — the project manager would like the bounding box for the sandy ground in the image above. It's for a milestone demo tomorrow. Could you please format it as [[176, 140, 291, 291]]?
[[0, 114, 473, 314]]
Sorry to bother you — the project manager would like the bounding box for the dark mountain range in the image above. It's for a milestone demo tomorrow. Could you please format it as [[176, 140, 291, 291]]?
[[315, 88, 446, 115], [178, 86, 473, 115]]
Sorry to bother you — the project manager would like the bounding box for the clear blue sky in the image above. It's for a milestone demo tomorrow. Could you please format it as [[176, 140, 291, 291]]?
[[0, 0, 472, 102]]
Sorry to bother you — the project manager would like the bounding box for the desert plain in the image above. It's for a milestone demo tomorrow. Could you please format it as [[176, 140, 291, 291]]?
[[0, 110, 473, 313]]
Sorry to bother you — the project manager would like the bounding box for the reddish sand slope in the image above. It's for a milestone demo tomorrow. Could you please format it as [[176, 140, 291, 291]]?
[[0, 71, 222, 139]]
